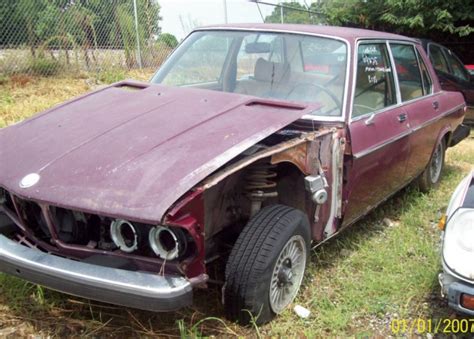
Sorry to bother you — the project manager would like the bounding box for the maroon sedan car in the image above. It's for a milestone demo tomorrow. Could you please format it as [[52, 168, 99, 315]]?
[[0, 24, 467, 324], [421, 40, 474, 125]]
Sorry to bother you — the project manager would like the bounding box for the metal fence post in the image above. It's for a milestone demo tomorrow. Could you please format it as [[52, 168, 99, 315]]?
[[133, 0, 143, 69]]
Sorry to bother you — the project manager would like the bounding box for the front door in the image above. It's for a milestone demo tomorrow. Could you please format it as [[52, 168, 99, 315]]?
[[344, 41, 411, 226]]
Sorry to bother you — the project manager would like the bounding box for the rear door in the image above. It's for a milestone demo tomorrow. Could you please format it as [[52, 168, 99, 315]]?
[[344, 41, 411, 225], [389, 42, 443, 179]]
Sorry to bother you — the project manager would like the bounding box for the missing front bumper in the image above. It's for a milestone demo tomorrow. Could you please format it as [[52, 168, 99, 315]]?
[[0, 234, 193, 312]]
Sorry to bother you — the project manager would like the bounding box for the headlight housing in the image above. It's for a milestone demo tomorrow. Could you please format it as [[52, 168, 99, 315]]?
[[443, 208, 474, 280]]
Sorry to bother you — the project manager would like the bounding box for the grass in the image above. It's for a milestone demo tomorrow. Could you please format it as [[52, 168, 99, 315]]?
[[0, 69, 153, 128], [0, 74, 473, 336]]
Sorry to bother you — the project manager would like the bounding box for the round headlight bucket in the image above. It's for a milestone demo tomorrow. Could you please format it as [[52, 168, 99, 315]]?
[[443, 209, 474, 279], [110, 219, 138, 253], [149, 226, 186, 260]]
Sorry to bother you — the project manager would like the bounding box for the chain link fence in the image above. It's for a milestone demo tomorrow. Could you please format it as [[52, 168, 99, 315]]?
[[0, 0, 173, 78]]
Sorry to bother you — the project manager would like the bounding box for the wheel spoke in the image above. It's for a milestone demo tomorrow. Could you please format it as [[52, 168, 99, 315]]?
[[269, 235, 307, 314]]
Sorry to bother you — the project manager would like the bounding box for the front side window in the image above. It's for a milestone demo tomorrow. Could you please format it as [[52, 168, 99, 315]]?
[[352, 42, 396, 118], [152, 30, 348, 116], [390, 44, 423, 102]]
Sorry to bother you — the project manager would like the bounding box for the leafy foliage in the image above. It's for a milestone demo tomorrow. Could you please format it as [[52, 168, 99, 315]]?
[[157, 33, 179, 49], [265, 2, 319, 24], [317, 0, 474, 38], [0, 0, 166, 72], [263, 1, 473, 38], [28, 57, 62, 76], [0, 0, 161, 48]]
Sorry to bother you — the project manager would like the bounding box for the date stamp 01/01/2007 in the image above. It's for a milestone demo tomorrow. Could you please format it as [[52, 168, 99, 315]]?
[[390, 318, 474, 335]]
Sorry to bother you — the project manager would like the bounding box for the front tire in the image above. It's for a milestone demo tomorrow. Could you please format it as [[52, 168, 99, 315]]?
[[419, 138, 446, 192], [224, 205, 310, 325]]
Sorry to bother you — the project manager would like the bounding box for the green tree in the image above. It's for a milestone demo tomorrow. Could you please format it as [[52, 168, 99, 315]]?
[[0, 0, 162, 65], [265, 2, 316, 24], [318, 0, 474, 38], [157, 33, 178, 49]]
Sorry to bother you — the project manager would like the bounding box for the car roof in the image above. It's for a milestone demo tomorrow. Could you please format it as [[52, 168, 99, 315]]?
[[195, 23, 419, 43]]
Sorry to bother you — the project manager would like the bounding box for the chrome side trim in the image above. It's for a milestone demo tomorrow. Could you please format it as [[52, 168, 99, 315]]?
[[352, 103, 464, 159], [411, 103, 465, 132], [353, 129, 412, 159], [350, 92, 440, 123]]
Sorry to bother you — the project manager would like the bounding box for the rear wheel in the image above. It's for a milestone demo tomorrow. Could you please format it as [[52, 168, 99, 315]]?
[[419, 138, 445, 192], [224, 205, 310, 325]]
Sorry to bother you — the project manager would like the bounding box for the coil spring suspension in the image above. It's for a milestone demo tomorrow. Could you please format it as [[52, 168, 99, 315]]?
[[244, 163, 278, 217]]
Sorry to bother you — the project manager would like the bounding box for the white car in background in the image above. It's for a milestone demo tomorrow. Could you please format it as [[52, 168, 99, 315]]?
[[439, 170, 474, 315]]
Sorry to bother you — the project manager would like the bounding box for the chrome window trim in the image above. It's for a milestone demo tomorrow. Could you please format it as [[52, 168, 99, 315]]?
[[349, 39, 400, 123], [188, 27, 352, 122], [351, 92, 440, 123], [350, 38, 439, 124], [414, 46, 434, 95], [389, 41, 427, 102], [386, 40, 402, 104]]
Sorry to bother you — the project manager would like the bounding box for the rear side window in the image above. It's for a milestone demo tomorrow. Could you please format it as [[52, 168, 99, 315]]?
[[429, 44, 449, 73], [352, 43, 396, 118], [390, 44, 423, 102], [416, 49, 433, 95]]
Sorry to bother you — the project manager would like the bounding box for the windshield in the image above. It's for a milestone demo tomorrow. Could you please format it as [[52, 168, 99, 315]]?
[[152, 30, 348, 116]]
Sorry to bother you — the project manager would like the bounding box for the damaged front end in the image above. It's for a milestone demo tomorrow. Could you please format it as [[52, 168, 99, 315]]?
[[164, 124, 346, 272], [0, 121, 345, 312], [0, 187, 206, 311]]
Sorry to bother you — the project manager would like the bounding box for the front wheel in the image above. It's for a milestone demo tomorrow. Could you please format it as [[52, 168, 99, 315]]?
[[224, 205, 310, 325], [419, 138, 446, 192]]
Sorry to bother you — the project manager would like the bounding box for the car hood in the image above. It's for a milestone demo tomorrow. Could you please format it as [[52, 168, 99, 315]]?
[[0, 80, 319, 223]]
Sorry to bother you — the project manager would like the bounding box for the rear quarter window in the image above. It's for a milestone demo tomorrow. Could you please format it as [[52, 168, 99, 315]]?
[[416, 48, 433, 95]]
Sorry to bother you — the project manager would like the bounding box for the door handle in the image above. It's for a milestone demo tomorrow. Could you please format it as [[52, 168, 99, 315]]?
[[432, 101, 439, 110], [398, 113, 407, 123], [364, 113, 375, 126]]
